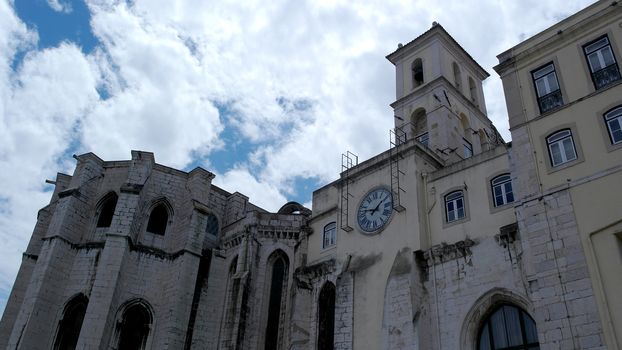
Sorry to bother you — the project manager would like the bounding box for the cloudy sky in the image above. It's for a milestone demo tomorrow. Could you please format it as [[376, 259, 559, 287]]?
[[0, 0, 596, 314]]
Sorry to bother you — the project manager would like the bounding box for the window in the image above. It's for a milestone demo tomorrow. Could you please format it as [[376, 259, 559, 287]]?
[[323, 222, 336, 249], [412, 58, 424, 87], [584, 35, 621, 90], [146, 203, 168, 235], [116, 303, 152, 350], [445, 190, 465, 222], [491, 174, 514, 207], [478, 304, 539, 350], [416, 132, 429, 147], [532, 63, 563, 113], [605, 106, 622, 145], [265, 253, 288, 350], [317, 282, 336, 350], [96, 193, 118, 228], [463, 138, 473, 158], [54, 295, 88, 350], [546, 129, 577, 167], [205, 213, 219, 236]]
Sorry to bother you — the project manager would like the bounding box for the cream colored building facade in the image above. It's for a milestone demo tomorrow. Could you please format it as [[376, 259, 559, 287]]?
[[0, 1, 620, 349], [496, 1, 622, 347]]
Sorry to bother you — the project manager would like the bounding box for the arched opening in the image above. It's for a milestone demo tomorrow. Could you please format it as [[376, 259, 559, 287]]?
[[54, 294, 88, 350], [96, 193, 118, 228], [469, 77, 478, 105], [146, 203, 169, 235], [453, 62, 462, 91], [317, 282, 336, 350], [117, 302, 152, 350], [477, 304, 539, 350], [410, 108, 428, 146], [412, 58, 424, 87], [221, 256, 240, 349], [264, 252, 289, 350], [460, 114, 473, 158]]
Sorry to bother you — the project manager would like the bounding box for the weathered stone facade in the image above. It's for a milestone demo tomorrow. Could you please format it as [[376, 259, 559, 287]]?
[[1, 1, 621, 349]]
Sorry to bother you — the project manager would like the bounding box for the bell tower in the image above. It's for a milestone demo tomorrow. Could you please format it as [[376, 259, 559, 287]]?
[[386, 22, 502, 164]]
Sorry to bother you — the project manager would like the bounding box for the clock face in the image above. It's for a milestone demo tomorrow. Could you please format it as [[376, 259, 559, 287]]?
[[357, 188, 393, 233]]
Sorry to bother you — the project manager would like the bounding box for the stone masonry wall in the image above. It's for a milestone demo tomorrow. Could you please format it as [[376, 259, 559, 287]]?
[[422, 236, 530, 350], [517, 190, 605, 349]]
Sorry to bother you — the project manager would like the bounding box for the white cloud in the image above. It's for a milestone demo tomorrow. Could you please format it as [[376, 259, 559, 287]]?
[[0, 0, 598, 315], [46, 0, 72, 13], [213, 167, 288, 212]]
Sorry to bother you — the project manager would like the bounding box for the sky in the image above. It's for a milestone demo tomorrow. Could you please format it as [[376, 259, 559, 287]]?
[[0, 0, 597, 315]]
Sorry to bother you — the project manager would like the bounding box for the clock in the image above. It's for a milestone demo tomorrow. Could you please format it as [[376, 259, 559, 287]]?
[[357, 188, 394, 233]]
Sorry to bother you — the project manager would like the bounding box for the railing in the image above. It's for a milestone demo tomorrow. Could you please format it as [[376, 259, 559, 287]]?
[[538, 89, 563, 113], [592, 64, 621, 90]]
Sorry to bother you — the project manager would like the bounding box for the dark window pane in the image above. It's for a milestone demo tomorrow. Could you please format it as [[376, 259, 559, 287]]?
[[317, 282, 336, 350], [146, 204, 168, 235], [491, 308, 508, 348], [479, 323, 491, 350], [96, 194, 118, 228], [205, 214, 219, 236], [504, 305, 523, 346], [118, 305, 151, 350], [265, 258, 286, 350], [524, 312, 539, 344], [54, 296, 88, 350]]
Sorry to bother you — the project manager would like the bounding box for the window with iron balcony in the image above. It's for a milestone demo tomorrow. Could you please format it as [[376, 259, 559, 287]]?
[[584, 35, 621, 90], [532, 63, 563, 114]]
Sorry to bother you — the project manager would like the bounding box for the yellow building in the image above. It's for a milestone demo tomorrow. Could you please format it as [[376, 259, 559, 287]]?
[[495, 0, 622, 347]]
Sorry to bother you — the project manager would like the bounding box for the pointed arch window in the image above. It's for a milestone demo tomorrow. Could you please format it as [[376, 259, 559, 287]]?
[[478, 304, 539, 350], [146, 203, 169, 235], [96, 193, 118, 228], [54, 294, 88, 350], [117, 303, 152, 350], [317, 282, 336, 350], [264, 252, 289, 350]]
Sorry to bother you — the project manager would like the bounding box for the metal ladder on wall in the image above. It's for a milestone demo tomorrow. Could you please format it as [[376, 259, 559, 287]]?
[[389, 127, 407, 212], [340, 151, 358, 232]]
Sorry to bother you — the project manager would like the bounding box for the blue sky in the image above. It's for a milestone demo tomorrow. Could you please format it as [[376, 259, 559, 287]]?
[[0, 0, 596, 315]]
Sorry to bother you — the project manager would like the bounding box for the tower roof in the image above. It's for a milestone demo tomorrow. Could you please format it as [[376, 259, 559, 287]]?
[[386, 22, 490, 78]]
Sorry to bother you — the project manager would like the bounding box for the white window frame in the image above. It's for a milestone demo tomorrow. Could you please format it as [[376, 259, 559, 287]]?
[[322, 222, 336, 249], [533, 64, 560, 97], [583, 35, 621, 90], [605, 106, 622, 145], [584, 36, 616, 72], [445, 191, 465, 222], [491, 174, 514, 207], [532, 63, 563, 114], [546, 129, 577, 167]]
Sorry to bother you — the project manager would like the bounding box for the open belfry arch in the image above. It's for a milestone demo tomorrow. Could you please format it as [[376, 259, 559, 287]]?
[[2, 1, 621, 349]]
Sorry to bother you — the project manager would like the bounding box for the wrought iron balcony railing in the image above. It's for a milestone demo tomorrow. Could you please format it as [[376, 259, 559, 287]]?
[[592, 64, 621, 90], [538, 89, 563, 114]]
